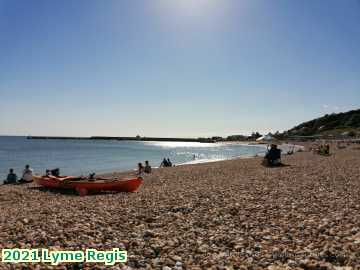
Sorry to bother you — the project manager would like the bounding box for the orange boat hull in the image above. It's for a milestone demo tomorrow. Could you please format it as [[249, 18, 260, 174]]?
[[33, 176, 143, 195]]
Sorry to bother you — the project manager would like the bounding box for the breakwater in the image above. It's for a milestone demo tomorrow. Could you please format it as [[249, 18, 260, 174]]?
[[27, 136, 215, 143]]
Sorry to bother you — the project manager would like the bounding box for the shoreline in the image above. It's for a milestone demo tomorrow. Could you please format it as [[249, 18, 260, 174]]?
[[0, 142, 303, 183], [0, 139, 266, 180], [101, 142, 304, 177]]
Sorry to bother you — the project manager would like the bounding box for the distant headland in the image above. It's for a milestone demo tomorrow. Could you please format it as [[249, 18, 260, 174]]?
[[26, 109, 360, 143]]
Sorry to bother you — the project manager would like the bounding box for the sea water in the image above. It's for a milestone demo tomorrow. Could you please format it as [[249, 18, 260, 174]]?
[[0, 136, 281, 181]]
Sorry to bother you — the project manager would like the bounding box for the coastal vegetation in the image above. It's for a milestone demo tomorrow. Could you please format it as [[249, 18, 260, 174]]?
[[282, 109, 360, 138]]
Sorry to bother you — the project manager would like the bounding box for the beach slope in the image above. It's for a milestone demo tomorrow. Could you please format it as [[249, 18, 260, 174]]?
[[0, 144, 360, 269]]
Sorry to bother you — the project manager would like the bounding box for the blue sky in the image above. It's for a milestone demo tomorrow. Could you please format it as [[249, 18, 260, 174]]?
[[0, 0, 359, 137]]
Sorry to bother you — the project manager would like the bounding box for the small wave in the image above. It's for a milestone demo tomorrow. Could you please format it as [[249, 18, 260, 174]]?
[[179, 158, 225, 165]]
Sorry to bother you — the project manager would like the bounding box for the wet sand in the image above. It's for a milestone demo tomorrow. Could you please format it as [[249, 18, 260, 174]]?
[[0, 143, 360, 269]]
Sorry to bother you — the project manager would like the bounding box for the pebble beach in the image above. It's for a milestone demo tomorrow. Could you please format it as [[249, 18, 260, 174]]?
[[0, 143, 360, 269]]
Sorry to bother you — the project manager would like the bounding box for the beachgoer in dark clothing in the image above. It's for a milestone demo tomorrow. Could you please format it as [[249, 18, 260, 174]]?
[[4, 169, 18, 184], [144, 161, 152, 174], [324, 144, 330, 155], [160, 158, 169, 167], [51, 168, 60, 177], [264, 144, 282, 166], [167, 158, 172, 167], [318, 144, 330, 156], [45, 168, 60, 177]]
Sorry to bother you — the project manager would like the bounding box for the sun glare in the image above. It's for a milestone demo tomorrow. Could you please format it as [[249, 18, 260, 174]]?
[[155, 0, 222, 20], [169, 0, 216, 15], [144, 141, 220, 148]]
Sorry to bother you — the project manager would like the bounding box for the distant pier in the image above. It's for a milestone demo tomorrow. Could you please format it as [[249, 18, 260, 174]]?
[[26, 136, 215, 143]]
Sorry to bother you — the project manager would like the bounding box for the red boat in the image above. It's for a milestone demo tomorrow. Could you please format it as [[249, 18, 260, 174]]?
[[33, 175, 143, 196]]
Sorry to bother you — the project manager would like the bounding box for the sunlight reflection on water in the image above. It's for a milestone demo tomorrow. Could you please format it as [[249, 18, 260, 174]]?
[[143, 141, 220, 148]]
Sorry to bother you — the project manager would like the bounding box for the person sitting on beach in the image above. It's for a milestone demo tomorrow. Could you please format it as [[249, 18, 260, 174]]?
[[264, 144, 282, 166], [137, 163, 145, 178], [317, 144, 330, 156], [167, 158, 172, 167], [51, 168, 60, 177], [325, 144, 330, 155], [160, 158, 169, 167], [144, 161, 152, 174], [18, 164, 33, 183], [317, 145, 323, 154], [4, 168, 18, 184], [319, 144, 330, 156]]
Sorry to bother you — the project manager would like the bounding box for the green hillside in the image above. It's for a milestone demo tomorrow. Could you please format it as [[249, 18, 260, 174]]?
[[284, 109, 360, 137]]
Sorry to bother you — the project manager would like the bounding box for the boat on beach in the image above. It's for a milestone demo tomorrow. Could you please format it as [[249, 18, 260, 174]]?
[[33, 175, 143, 196]]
